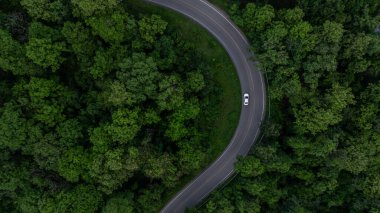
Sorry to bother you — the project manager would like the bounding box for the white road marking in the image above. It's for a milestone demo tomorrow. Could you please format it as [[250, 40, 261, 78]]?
[[199, 0, 250, 45]]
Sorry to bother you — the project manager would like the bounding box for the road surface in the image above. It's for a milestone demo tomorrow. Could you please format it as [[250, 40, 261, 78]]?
[[144, 0, 267, 212]]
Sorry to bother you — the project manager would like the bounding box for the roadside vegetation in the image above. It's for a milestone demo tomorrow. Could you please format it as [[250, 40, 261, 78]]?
[[0, 0, 240, 212], [196, 0, 380, 212], [127, 0, 241, 204]]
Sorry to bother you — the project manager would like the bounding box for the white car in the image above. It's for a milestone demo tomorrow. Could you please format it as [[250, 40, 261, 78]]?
[[244, 93, 249, 106]]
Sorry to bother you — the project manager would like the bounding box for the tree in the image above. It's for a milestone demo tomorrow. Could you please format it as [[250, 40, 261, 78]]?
[[87, 149, 130, 194], [117, 53, 160, 103], [294, 84, 354, 135], [62, 21, 95, 58], [201, 194, 235, 213], [89, 48, 115, 79], [86, 13, 129, 43], [26, 38, 65, 71], [71, 0, 118, 17], [0, 0, 231, 211], [0, 103, 28, 151], [186, 71, 205, 92], [355, 83, 380, 130], [286, 135, 338, 159], [138, 15, 167, 44], [177, 141, 205, 174], [53, 185, 103, 213], [106, 108, 141, 144], [156, 75, 185, 111], [287, 21, 315, 63], [25, 22, 66, 72], [100, 80, 133, 107], [199, 2, 380, 212], [143, 152, 178, 186], [242, 4, 275, 37], [102, 193, 134, 213], [321, 21, 344, 44], [342, 33, 373, 74], [0, 159, 27, 211], [0, 29, 35, 75], [165, 100, 200, 141], [136, 186, 164, 213], [86, 11, 131, 44], [235, 156, 265, 178], [331, 139, 375, 175], [57, 146, 88, 182], [20, 0, 68, 22], [56, 119, 83, 147], [19, 77, 75, 127]]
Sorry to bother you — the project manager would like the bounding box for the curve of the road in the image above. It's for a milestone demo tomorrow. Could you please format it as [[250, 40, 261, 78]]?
[[144, 0, 267, 212]]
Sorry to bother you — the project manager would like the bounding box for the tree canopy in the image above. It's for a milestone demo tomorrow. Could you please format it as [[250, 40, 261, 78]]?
[[0, 0, 223, 211], [197, 1, 380, 212]]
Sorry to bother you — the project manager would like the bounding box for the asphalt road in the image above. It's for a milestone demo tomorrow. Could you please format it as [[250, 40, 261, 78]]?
[[145, 0, 267, 212]]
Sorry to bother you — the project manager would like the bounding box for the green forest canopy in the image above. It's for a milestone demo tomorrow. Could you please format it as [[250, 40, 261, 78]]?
[[198, 0, 380, 212], [1, 0, 380, 212], [0, 0, 236, 212]]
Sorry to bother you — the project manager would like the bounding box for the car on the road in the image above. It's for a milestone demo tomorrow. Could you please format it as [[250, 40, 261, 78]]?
[[244, 93, 249, 106]]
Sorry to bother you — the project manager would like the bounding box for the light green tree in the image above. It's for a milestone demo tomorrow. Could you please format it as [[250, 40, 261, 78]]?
[[138, 15, 167, 43], [71, 0, 118, 17], [21, 0, 67, 22]]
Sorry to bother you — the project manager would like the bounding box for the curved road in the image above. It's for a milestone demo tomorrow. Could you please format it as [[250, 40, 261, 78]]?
[[145, 0, 267, 212]]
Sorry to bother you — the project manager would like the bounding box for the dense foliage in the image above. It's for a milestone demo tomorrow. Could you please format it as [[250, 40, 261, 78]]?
[[2, 0, 380, 212], [0, 0, 222, 212], [197, 0, 380, 212]]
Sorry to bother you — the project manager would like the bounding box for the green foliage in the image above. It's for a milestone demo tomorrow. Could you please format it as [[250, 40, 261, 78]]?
[[138, 15, 168, 43], [53, 185, 103, 213], [156, 75, 185, 111], [0, 1, 221, 211], [5, 0, 378, 212], [165, 100, 200, 141], [235, 156, 265, 177], [242, 4, 275, 36], [102, 193, 134, 213], [71, 0, 118, 17], [143, 153, 178, 186], [136, 186, 163, 212], [85, 146, 140, 194], [90, 48, 115, 79], [106, 108, 141, 143], [28, 21, 62, 40], [117, 53, 160, 103], [57, 146, 88, 182], [25, 22, 66, 71], [198, 1, 380, 212], [0, 29, 34, 75], [62, 21, 95, 57], [56, 119, 83, 146], [100, 80, 132, 107], [294, 84, 354, 135], [20, 0, 68, 22], [18, 77, 75, 127], [26, 38, 66, 71], [0, 103, 28, 151], [86, 11, 131, 44], [0, 1, 246, 213], [186, 71, 206, 92], [177, 141, 206, 173]]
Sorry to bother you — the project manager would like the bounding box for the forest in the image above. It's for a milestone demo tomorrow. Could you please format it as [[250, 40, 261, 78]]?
[[0, 0, 233, 212], [196, 0, 380, 212], [0, 0, 379, 212]]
